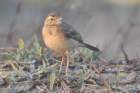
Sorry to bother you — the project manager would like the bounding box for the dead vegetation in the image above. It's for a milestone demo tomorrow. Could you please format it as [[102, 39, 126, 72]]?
[[0, 37, 140, 93]]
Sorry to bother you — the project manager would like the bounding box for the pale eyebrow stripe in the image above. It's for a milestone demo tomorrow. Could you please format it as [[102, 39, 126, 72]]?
[[47, 16, 53, 20]]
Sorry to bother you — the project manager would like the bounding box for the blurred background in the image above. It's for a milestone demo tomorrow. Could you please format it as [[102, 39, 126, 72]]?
[[0, 0, 140, 59]]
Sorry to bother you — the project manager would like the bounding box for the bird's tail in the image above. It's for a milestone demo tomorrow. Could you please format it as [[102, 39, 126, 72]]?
[[82, 42, 100, 51]]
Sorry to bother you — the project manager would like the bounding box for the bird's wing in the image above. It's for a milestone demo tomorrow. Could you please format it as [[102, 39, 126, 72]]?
[[60, 21, 83, 43]]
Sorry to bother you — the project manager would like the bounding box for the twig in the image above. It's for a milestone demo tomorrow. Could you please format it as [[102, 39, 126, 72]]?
[[121, 45, 129, 63], [7, 0, 24, 45], [0, 47, 17, 52], [103, 79, 112, 93]]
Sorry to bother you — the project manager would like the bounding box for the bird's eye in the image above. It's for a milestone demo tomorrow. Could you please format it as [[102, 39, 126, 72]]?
[[50, 18, 53, 21]]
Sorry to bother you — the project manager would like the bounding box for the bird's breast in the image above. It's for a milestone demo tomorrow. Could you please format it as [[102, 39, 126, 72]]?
[[42, 26, 70, 54]]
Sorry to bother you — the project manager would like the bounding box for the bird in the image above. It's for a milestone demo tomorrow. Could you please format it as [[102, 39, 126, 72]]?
[[42, 12, 100, 76]]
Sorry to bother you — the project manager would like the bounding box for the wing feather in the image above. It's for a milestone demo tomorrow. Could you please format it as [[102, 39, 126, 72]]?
[[59, 21, 83, 43]]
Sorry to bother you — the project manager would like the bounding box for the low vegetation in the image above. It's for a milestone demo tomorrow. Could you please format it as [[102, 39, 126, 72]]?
[[0, 37, 139, 93]]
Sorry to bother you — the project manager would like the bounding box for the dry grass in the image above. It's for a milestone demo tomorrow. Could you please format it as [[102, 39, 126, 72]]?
[[0, 37, 140, 93]]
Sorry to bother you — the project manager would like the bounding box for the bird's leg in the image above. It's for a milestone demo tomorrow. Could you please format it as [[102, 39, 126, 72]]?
[[59, 54, 65, 74], [65, 51, 69, 76]]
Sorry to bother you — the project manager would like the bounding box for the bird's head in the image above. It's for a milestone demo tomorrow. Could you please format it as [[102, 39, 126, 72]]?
[[44, 12, 62, 26]]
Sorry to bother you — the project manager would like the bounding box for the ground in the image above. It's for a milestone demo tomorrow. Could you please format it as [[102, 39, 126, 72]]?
[[0, 39, 140, 93]]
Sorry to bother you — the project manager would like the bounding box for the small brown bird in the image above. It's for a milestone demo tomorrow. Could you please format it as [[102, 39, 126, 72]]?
[[42, 12, 100, 75]]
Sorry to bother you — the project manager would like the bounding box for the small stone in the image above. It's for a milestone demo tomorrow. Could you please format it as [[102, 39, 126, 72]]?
[[119, 72, 136, 84], [11, 82, 33, 92], [0, 77, 6, 86]]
